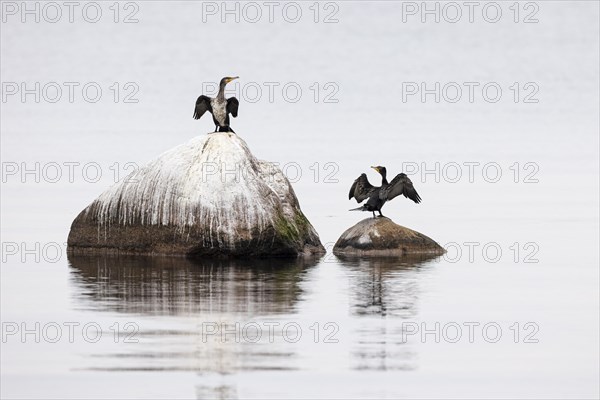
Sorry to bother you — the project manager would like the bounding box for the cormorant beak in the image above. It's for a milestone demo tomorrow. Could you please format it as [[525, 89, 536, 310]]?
[[227, 76, 239, 83], [370, 166, 379, 172]]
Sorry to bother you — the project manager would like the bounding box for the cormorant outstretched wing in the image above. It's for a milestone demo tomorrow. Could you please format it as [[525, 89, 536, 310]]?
[[194, 95, 212, 120], [381, 173, 421, 203], [349, 173, 377, 203], [227, 97, 239, 118]]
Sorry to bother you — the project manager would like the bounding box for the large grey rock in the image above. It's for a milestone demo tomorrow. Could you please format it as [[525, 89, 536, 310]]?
[[67, 132, 325, 257], [333, 217, 444, 257]]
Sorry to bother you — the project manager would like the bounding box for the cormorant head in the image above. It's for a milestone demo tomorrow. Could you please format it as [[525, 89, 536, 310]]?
[[371, 165, 387, 177], [220, 76, 239, 86]]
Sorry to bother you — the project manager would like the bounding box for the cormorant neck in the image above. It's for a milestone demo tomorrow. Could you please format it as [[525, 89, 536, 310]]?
[[381, 173, 388, 185], [217, 83, 226, 100]]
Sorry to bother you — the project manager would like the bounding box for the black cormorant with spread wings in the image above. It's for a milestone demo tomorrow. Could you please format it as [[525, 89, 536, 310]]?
[[349, 166, 421, 218], [193, 76, 239, 133]]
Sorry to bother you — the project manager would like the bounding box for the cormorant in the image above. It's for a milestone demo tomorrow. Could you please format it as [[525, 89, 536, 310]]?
[[193, 76, 240, 133], [349, 166, 421, 218]]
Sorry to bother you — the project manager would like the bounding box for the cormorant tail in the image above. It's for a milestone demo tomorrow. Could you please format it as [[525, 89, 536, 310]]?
[[349, 205, 367, 211]]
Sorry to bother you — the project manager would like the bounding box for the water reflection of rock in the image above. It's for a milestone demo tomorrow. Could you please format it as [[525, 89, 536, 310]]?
[[68, 255, 320, 380], [195, 384, 238, 400], [337, 254, 440, 371], [338, 254, 438, 318], [68, 254, 319, 315]]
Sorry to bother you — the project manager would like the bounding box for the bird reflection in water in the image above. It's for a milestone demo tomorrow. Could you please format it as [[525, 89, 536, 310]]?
[[336, 254, 440, 371], [67, 254, 440, 379], [337, 254, 439, 318]]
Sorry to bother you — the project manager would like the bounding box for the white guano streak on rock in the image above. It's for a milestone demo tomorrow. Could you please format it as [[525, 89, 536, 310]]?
[[90, 133, 288, 247]]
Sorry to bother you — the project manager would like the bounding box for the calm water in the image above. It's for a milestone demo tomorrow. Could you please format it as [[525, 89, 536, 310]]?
[[1, 1, 599, 398], [2, 244, 598, 398]]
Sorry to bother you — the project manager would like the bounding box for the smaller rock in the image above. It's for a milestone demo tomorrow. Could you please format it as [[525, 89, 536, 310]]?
[[333, 217, 445, 257]]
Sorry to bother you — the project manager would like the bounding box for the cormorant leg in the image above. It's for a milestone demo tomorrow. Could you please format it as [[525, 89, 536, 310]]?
[[372, 211, 376, 218], [214, 125, 218, 132], [378, 211, 384, 218]]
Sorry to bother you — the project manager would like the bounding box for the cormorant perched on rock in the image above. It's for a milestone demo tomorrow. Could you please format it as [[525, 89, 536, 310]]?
[[193, 76, 239, 133], [349, 166, 421, 218]]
